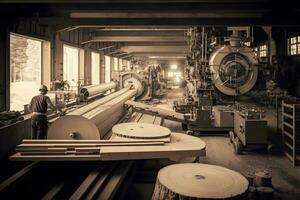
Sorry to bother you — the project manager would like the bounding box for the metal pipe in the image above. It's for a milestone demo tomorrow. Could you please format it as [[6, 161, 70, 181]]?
[[73, 87, 130, 116], [80, 82, 116, 99]]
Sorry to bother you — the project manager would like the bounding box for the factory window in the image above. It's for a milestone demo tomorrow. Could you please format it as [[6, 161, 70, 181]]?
[[91, 52, 100, 85], [105, 55, 111, 83], [288, 36, 300, 55], [259, 45, 267, 57], [254, 47, 258, 56], [10, 33, 51, 111], [63, 45, 79, 90], [113, 57, 119, 71]]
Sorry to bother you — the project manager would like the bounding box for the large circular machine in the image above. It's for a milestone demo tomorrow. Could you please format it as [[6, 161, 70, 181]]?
[[209, 45, 258, 96]]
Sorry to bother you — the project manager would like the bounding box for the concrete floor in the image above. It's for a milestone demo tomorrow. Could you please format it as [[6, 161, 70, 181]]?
[[143, 87, 300, 200]]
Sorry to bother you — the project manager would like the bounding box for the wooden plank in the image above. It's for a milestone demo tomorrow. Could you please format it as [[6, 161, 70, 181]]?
[[69, 163, 104, 200], [41, 182, 65, 200], [283, 131, 293, 140], [283, 122, 294, 130], [100, 132, 206, 161], [283, 113, 293, 119], [17, 142, 165, 148], [96, 161, 133, 200], [22, 139, 167, 143], [0, 162, 37, 191], [84, 163, 117, 200], [10, 153, 101, 161]]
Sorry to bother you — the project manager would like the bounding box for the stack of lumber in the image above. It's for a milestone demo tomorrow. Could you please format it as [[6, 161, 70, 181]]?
[[152, 163, 249, 200], [13, 139, 166, 159], [11, 132, 206, 161]]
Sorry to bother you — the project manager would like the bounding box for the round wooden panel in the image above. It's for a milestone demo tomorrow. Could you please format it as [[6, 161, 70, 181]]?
[[112, 122, 171, 139], [156, 163, 248, 199], [48, 115, 100, 140]]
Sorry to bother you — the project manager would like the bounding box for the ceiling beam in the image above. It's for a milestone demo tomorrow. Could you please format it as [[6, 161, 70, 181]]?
[[37, 16, 300, 26], [95, 30, 184, 36], [120, 41, 187, 46], [120, 46, 189, 53], [130, 52, 186, 56], [87, 36, 185, 42], [70, 11, 265, 19]]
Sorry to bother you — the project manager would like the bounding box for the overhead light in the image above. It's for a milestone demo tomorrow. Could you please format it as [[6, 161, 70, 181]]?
[[170, 64, 177, 70]]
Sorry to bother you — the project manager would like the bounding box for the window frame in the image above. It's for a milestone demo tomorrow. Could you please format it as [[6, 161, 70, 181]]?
[[287, 36, 300, 56], [9, 32, 51, 111]]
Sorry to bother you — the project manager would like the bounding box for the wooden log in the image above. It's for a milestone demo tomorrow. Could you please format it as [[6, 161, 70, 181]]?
[[48, 88, 137, 139], [152, 163, 248, 200], [256, 187, 274, 200], [254, 171, 272, 187]]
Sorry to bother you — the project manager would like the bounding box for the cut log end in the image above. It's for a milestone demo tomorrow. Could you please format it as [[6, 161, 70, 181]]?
[[152, 163, 249, 200]]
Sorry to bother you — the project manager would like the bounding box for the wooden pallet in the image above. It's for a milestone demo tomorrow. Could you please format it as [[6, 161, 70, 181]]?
[[282, 100, 300, 166]]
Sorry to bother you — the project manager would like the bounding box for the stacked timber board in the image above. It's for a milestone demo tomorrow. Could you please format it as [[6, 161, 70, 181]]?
[[11, 123, 206, 161]]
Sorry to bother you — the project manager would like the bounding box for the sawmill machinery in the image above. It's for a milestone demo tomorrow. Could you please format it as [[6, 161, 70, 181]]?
[[209, 27, 258, 97], [48, 73, 147, 140], [229, 103, 268, 154], [177, 27, 260, 133]]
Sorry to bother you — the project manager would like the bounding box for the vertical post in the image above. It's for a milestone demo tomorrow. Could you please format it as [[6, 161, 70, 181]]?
[[0, 26, 10, 111]]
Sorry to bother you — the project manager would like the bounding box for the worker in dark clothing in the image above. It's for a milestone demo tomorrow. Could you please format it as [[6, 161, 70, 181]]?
[[29, 85, 63, 139]]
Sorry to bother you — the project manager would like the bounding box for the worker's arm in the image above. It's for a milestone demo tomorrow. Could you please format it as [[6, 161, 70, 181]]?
[[46, 96, 64, 115]]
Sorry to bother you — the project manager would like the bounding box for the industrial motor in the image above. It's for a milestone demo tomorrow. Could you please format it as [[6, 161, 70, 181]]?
[[209, 45, 258, 96]]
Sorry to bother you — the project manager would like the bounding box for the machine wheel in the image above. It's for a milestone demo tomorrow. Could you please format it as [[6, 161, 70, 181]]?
[[233, 139, 243, 155], [229, 131, 234, 143], [181, 123, 188, 131]]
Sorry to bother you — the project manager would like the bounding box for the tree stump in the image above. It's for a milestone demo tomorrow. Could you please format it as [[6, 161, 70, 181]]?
[[254, 171, 272, 187], [152, 163, 249, 200]]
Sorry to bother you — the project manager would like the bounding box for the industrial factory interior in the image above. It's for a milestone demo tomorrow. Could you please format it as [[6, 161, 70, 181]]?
[[0, 0, 300, 200]]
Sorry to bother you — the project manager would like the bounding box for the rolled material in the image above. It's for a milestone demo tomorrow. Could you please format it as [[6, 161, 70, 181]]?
[[48, 88, 137, 140], [72, 87, 131, 116], [80, 82, 116, 99], [152, 163, 248, 200]]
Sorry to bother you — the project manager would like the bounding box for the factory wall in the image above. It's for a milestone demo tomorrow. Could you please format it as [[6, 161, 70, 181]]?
[[0, 21, 126, 111], [273, 27, 300, 97]]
